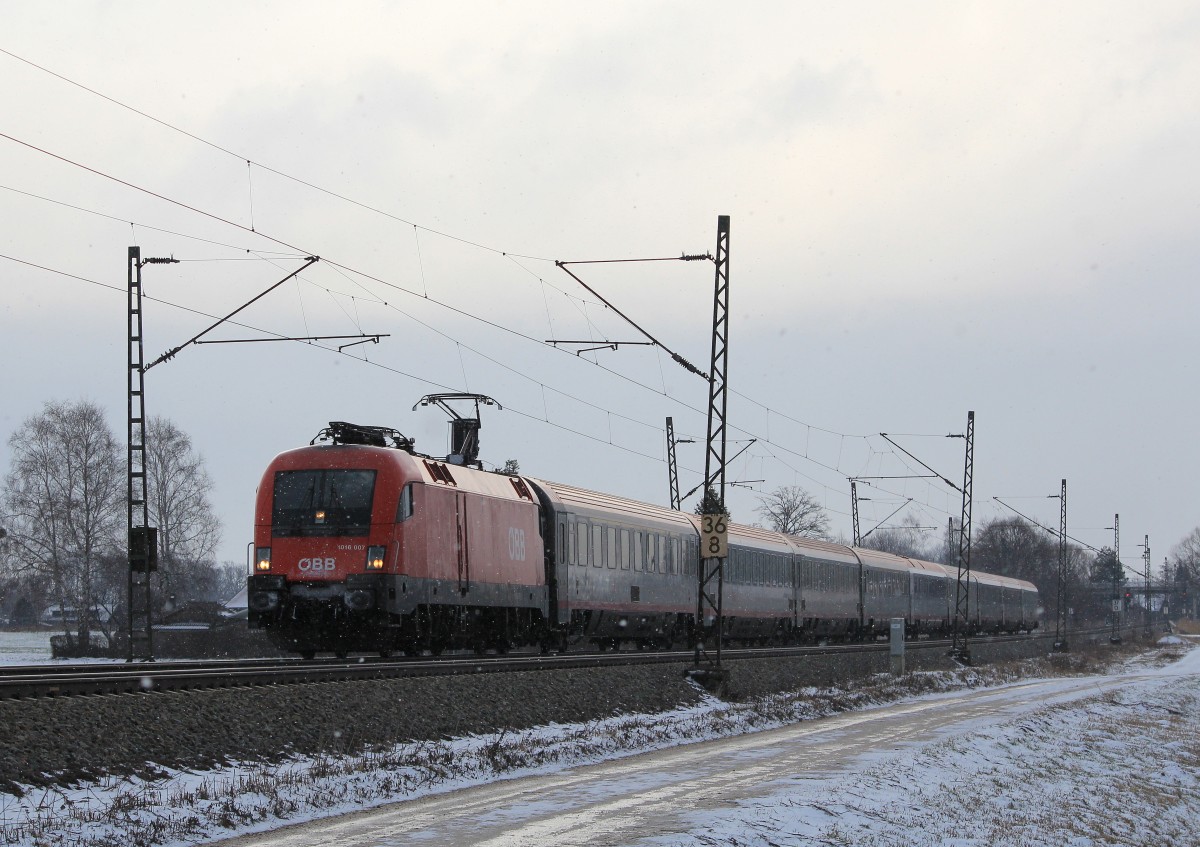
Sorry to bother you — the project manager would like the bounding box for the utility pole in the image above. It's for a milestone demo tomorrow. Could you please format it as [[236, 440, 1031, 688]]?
[[694, 215, 730, 679], [950, 410, 975, 663], [1054, 479, 1069, 651]]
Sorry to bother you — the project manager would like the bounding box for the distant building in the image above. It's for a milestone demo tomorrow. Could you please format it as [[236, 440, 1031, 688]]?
[[38, 604, 114, 627]]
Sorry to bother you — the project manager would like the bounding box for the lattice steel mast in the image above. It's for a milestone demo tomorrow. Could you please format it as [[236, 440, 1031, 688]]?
[[1141, 535, 1152, 637], [127, 247, 173, 661], [666, 417, 682, 510], [1054, 478, 1069, 651], [1111, 513, 1122, 643], [851, 480, 862, 546], [695, 215, 730, 672], [950, 410, 975, 663]]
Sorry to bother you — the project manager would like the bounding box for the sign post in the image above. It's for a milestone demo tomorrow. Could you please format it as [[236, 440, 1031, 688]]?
[[890, 617, 906, 676]]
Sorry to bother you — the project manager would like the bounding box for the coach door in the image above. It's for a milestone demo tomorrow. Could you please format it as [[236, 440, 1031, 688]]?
[[455, 492, 471, 595], [554, 515, 568, 623]]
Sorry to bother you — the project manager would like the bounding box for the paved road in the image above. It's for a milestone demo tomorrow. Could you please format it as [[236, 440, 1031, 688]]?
[[215, 666, 1155, 847]]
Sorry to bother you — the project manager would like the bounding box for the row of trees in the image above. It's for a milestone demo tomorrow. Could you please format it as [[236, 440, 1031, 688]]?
[[0, 400, 235, 644]]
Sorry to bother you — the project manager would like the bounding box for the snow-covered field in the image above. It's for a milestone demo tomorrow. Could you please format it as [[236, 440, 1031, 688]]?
[[0, 630, 118, 666], [2, 638, 1195, 847], [0, 630, 55, 664], [669, 640, 1199, 847]]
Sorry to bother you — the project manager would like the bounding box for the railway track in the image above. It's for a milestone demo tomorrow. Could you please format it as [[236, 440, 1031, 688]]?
[[0, 632, 1053, 700]]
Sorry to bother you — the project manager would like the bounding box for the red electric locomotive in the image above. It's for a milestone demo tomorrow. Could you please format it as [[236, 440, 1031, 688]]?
[[248, 422, 547, 657]]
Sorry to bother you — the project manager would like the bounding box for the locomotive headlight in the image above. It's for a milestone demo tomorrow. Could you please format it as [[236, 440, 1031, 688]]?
[[366, 545, 386, 570], [255, 547, 272, 572], [314, 509, 326, 524]]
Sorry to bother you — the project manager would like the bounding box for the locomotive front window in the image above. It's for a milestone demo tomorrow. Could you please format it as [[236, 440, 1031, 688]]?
[[272, 469, 377, 537]]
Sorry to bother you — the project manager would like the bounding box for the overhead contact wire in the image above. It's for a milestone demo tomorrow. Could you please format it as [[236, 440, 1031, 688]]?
[[0, 46, 553, 262]]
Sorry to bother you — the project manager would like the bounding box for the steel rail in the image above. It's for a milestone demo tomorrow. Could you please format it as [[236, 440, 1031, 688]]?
[[0, 630, 1065, 701]]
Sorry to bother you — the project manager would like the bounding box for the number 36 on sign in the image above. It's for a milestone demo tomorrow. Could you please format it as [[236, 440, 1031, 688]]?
[[701, 513, 728, 558]]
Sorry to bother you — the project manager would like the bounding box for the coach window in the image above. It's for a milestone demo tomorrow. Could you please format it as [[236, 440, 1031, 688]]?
[[618, 528, 630, 570], [573, 518, 588, 563], [606, 527, 617, 568], [591, 524, 603, 568]]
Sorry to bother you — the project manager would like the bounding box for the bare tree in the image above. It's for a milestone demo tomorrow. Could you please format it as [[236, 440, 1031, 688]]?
[[1169, 527, 1200, 583], [145, 416, 221, 603], [2, 400, 123, 647], [1168, 527, 1200, 618], [755, 485, 829, 539], [860, 515, 939, 559], [974, 517, 1059, 587]]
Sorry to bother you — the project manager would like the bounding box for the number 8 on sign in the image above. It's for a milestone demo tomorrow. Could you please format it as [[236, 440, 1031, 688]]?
[[701, 513, 728, 558]]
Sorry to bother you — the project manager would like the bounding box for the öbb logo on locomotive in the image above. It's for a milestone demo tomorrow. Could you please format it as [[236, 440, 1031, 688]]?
[[247, 420, 1042, 659], [508, 526, 527, 561], [298, 557, 336, 572]]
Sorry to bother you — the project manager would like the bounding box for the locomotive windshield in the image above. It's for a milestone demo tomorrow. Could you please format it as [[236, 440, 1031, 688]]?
[[272, 469, 377, 537]]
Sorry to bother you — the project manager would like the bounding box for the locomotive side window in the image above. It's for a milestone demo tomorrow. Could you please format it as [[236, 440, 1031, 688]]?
[[272, 469, 377, 537], [396, 483, 414, 522]]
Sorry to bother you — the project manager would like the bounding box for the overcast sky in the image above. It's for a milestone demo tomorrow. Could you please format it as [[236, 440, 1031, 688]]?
[[2, 1, 1197, 576]]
